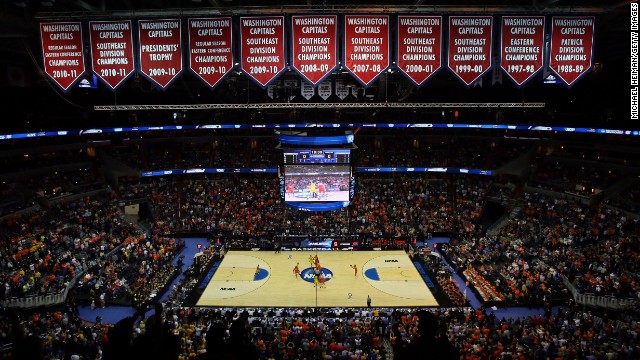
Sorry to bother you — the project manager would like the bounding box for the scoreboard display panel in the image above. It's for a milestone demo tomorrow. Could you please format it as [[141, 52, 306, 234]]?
[[284, 164, 350, 202], [283, 149, 351, 164]]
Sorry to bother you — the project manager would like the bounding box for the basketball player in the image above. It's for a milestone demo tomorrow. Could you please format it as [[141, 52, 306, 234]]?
[[318, 182, 326, 199], [308, 255, 315, 267], [255, 265, 260, 276], [309, 181, 318, 198], [319, 273, 326, 288], [293, 262, 300, 278], [350, 264, 358, 277]]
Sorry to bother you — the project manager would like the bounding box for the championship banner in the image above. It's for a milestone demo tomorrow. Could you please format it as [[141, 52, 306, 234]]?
[[89, 20, 135, 90], [318, 80, 332, 100], [448, 16, 493, 86], [188, 17, 233, 88], [138, 19, 183, 89], [40, 22, 85, 91], [344, 15, 390, 87], [335, 78, 349, 99], [291, 15, 338, 86], [549, 16, 595, 86], [397, 16, 442, 87], [240, 16, 286, 87], [500, 16, 544, 86], [301, 82, 315, 100]]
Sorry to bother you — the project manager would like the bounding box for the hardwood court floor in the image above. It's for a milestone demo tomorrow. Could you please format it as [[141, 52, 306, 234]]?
[[196, 250, 438, 307]]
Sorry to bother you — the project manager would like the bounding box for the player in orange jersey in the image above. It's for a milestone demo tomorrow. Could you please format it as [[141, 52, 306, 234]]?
[[350, 264, 358, 277], [293, 262, 300, 278]]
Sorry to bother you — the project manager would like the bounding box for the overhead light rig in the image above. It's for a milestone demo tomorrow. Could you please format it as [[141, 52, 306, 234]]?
[[94, 102, 545, 111]]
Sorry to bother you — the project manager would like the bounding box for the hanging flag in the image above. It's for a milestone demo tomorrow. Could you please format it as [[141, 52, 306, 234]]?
[[318, 80, 332, 100], [240, 16, 286, 87], [89, 20, 135, 90], [447, 16, 493, 86], [291, 15, 338, 86], [138, 19, 183, 89], [301, 81, 315, 100], [397, 16, 442, 87], [40, 22, 85, 91], [335, 79, 349, 99], [343, 15, 390, 87], [188, 17, 234, 89], [549, 16, 595, 86], [500, 16, 545, 86]]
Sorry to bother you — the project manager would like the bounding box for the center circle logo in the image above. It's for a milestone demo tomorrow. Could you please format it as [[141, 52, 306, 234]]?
[[300, 267, 333, 283]]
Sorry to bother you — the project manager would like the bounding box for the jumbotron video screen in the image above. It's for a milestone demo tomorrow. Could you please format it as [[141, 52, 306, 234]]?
[[284, 164, 351, 202]]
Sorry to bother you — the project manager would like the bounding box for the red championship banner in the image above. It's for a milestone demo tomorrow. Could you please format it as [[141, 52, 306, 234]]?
[[240, 16, 286, 87], [397, 16, 442, 87], [500, 16, 545, 86], [138, 19, 183, 89], [549, 16, 595, 86], [291, 15, 338, 86], [448, 16, 493, 86], [89, 20, 135, 90], [344, 15, 390, 87], [40, 22, 85, 91], [188, 17, 233, 88]]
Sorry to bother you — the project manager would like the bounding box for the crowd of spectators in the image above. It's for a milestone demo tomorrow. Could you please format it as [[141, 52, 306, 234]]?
[[76, 229, 184, 308], [441, 192, 640, 306], [0, 193, 185, 311], [0, 195, 134, 300], [164, 251, 217, 307], [280, 208, 351, 237], [351, 176, 481, 238], [210, 137, 278, 168], [106, 135, 532, 172], [355, 136, 530, 170], [393, 305, 639, 359], [2, 135, 640, 359], [422, 254, 468, 307], [119, 174, 488, 239], [0, 302, 110, 360], [105, 137, 279, 172], [4, 300, 638, 359]]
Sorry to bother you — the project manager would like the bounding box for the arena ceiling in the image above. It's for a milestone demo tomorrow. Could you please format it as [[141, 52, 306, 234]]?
[[0, 0, 633, 132]]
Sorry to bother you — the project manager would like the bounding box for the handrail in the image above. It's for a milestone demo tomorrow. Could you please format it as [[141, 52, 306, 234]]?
[[0, 264, 86, 309], [560, 274, 639, 311]]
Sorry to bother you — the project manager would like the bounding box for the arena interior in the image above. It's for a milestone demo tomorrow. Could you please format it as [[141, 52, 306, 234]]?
[[0, 0, 637, 359]]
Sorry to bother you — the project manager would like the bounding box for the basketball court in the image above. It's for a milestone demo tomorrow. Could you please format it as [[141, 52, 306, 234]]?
[[196, 250, 438, 307]]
